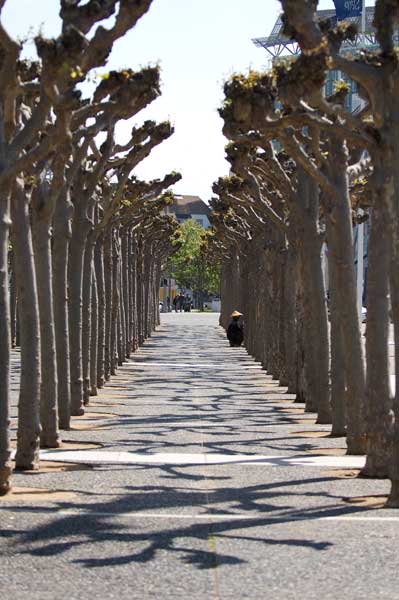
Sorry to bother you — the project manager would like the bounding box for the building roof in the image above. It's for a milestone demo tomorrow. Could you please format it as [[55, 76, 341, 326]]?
[[169, 195, 211, 217], [253, 7, 377, 56]]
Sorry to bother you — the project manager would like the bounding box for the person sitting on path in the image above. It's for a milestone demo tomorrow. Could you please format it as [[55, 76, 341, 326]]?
[[227, 310, 244, 347]]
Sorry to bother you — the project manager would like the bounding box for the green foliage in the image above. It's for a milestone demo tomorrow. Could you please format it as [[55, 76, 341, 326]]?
[[171, 219, 220, 294], [333, 79, 350, 93]]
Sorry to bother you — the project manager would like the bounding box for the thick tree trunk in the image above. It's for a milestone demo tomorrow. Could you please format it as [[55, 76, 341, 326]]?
[[119, 283, 126, 361], [94, 236, 105, 387], [12, 178, 41, 470], [90, 267, 98, 396], [82, 240, 93, 405], [307, 241, 331, 423], [121, 229, 130, 357], [385, 123, 399, 506], [129, 233, 138, 352], [278, 249, 288, 385], [220, 262, 233, 329], [296, 205, 331, 422], [137, 241, 144, 346], [68, 223, 86, 415], [298, 238, 324, 413], [148, 253, 154, 336], [295, 264, 307, 404], [32, 211, 60, 448], [154, 261, 162, 327], [327, 140, 366, 455], [259, 253, 268, 369], [9, 250, 17, 348], [117, 308, 122, 367], [104, 230, 113, 380], [15, 302, 20, 347], [0, 192, 12, 494], [69, 189, 96, 414], [263, 247, 277, 376], [52, 189, 73, 429], [329, 224, 365, 453], [362, 205, 391, 476], [293, 170, 330, 421], [327, 240, 347, 437], [81, 201, 95, 404], [143, 250, 151, 340], [284, 240, 298, 394], [110, 232, 120, 374], [118, 241, 126, 365]]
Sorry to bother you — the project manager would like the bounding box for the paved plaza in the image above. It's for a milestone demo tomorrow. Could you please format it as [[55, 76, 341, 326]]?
[[1, 313, 398, 599]]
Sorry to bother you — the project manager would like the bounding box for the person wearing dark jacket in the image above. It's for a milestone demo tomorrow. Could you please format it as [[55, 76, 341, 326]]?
[[227, 311, 244, 347]]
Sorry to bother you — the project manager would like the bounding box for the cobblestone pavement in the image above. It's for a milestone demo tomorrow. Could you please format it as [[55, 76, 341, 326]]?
[[1, 313, 398, 600]]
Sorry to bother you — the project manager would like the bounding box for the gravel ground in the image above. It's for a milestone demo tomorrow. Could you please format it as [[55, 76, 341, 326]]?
[[1, 312, 398, 600]]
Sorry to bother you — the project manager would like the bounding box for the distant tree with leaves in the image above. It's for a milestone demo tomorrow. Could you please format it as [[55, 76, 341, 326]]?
[[171, 219, 220, 308]]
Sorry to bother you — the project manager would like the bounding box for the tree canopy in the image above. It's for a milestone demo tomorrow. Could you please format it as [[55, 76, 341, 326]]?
[[171, 219, 220, 297]]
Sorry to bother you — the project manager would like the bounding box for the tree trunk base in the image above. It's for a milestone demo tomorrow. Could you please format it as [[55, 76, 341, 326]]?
[[0, 467, 12, 496], [360, 467, 388, 478], [295, 389, 306, 403], [71, 392, 84, 415], [58, 423, 71, 431], [58, 418, 71, 431], [316, 413, 332, 425], [15, 432, 40, 470], [346, 434, 367, 456], [386, 480, 399, 508], [361, 451, 389, 479], [330, 429, 347, 438], [14, 460, 39, 471], [40, 434, 61, 449]]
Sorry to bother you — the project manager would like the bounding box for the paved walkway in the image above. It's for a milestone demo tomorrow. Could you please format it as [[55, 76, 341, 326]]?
[[1, 313, 398, 600]]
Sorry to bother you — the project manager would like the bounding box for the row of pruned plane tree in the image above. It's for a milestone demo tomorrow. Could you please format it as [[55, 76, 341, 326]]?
[[0, 0, 181, 495], [211, 0, 399, 507]]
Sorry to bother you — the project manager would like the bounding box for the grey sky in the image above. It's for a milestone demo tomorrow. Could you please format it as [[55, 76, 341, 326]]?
[[3, 1, 373, 201]]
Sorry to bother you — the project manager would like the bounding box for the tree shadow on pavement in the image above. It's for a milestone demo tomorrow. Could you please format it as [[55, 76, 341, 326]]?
[[1, 473, 381, 571]]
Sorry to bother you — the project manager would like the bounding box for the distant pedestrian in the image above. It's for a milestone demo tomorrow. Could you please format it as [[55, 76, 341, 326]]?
[[179, 292, 185, 312], [184, 295, 192, 312], [173, 295, 178, 312], [227, 310, 244, 347], [166, 296, 171, 312]]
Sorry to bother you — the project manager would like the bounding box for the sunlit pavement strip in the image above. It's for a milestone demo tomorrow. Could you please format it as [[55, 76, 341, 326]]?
[[34, 449, 366, 469], [125, 362, 263, 369], [53, 510, 399, 522]]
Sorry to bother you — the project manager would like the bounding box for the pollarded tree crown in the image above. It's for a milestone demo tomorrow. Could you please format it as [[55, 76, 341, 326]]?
[[220, 71, 277, 135]]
